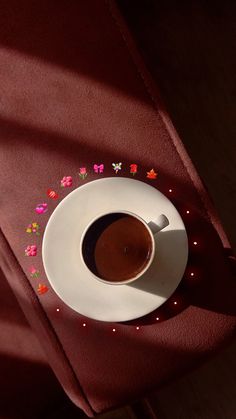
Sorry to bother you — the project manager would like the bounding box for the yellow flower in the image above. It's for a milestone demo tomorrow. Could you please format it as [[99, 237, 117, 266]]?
[[26, 228, 32, 233], [32, 223, 37, 228]]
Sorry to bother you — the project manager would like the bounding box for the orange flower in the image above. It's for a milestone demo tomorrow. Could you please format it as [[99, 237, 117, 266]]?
[[146, 169, 157, 179], [37, 284, 49, 295]]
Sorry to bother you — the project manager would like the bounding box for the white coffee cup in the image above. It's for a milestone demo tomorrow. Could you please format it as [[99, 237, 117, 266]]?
[[80, 210, 169, 285]]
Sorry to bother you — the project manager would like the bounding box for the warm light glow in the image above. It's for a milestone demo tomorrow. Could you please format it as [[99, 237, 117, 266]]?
[[169, 189, 172, 193], [186, 210, 190, 214], [190, 272, 194, 277], [0, 48, 151, 163], [136, 326, 140, 330], [193, 241, 198, 245], [112, 328, 116, 332], [83, 323, 86, 327], [56, 308, 60, 312], [174, 301, 177, 305], [156, 317, 159, 321]]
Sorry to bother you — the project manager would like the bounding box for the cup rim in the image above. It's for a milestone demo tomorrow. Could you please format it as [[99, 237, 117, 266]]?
[[80, 210, 155, 285]]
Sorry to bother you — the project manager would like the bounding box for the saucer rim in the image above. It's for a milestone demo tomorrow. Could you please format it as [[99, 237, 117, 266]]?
[[42, 177, 188, 322]]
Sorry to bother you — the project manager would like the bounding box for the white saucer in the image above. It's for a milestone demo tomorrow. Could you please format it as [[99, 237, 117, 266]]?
[[42, 178, 188, 322]]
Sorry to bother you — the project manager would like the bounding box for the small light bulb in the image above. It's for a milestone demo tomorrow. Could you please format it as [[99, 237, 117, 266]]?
[[156, 317, 159, 321], [83, 323, 86, 327], [190, 272, 194, 277], [169, 189, 172, 193], [112, 328, 116, 332], [186, 210, 190, 214], [174, 301, 177, 305], [136, 326, 140, 330], [193, 241, 198, 246], [56, 308, 60, 312]]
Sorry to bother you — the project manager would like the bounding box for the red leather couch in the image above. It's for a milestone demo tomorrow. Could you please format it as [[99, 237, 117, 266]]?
[[0, 1, 235, 417]]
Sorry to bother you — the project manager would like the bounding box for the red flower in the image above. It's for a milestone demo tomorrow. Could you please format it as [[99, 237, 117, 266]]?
[[147, 169, 157, 179], [130, 164, 138, 175], [47, 189, 59, 199]]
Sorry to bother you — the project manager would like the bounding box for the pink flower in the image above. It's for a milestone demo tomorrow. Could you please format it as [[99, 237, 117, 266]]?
[[35, 203, 48, 214], [25, 245, 37, 257], [79, 167, 87, 179], [29, 266, 39, 277], [61, 176, 72, 187]]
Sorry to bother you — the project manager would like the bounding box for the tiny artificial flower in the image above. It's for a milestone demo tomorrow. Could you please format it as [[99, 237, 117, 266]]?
[[47, 189, 59, 199], [112, 162, 122, 174], [37, 284, 49, 295], [60, 176, 72, 187], [29, 266, 40, 278], [25, 245, 37, 257], [79, 167, 87, 179], [35, 203, 48, 214], [93, 164, 104, 174], [130, 164, 138, 176], [26, 222, 40, 235], [146, 169, 158, 179]]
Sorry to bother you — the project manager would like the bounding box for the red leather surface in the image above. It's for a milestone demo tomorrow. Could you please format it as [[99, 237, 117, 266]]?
[[0, 266, 81, 419], [0, 0, 235, 415]]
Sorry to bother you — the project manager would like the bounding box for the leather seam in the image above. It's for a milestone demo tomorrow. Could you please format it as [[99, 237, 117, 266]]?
[[106, 0, 231, 249]]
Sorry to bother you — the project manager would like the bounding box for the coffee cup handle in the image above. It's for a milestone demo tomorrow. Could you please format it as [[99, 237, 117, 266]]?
[[148, 214, 169, 235]]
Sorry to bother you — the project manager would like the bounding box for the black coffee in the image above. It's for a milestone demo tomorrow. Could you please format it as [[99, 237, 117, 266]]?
[[82, 213, 152, 282]]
